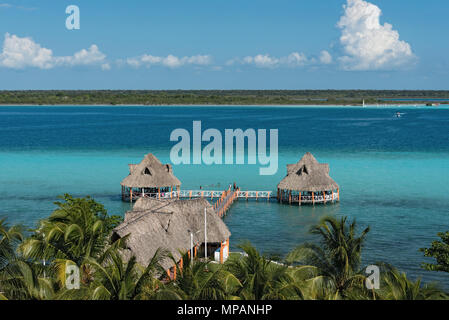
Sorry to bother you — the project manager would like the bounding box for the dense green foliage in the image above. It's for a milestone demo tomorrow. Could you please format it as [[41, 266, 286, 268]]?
[[0, 195, 447, 300], [1, 90, 449, 105], [286, 216, 370, 299], [420, 232, 449, 273]]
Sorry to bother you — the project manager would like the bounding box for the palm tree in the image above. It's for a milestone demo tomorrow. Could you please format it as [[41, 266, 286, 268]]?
[[378, 265, 448, 300], [168, 252, 242, 300], [0, 218, 22, 272], [0, 219, 22, 299], [19, 194, 125, 288], [57, 248, 171, 300], [286, 216, 370, 299], [225, 243, 304, 300], [0, 219, 54, 300], [0, 259, 55, 300]]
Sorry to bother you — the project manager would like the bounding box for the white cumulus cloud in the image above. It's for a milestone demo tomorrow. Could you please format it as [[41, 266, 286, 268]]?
[[285, 52, 309, 67], [0, 33, 108, 69], [54, 45, 107, 67], [243, 54, 279, 68], [227, 52, 310, 69], [337, 0, 415, 71], [319, 50, 333, 64], [0, 3, 36, 10], [126, 54, 212, 68]]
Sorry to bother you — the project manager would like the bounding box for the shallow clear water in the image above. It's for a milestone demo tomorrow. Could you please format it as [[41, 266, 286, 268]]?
[[0, 105, 448, 287]]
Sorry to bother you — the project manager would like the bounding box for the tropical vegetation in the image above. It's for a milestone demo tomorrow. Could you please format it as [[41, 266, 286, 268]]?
[[0, 195, 447, 300], [1, 90, 449, 106], [420, 232, 449, 274]]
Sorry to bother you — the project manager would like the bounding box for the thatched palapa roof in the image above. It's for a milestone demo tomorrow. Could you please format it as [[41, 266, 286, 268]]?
[[121, 153, 181, 188], [277, 152, 339, 192], [112, 198, 231, 270]]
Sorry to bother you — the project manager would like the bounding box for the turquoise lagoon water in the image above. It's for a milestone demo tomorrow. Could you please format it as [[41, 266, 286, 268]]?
[[0, 105, 448, 287]]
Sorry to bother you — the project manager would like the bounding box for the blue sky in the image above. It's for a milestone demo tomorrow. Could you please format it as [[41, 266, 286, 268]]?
[[0, 0, 448, 90]]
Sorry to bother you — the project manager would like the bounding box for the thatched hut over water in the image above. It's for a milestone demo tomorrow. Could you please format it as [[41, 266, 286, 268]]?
[[277, 152, 340, 205], [112, 197, 231, 279], [121, 153, 181, 202]]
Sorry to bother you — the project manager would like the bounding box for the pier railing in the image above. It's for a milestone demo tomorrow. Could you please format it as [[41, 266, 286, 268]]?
[[125, 189, 339, 217], [214, 188, 239, 217], [236, 191, 272, 200], [127, 189, 276, 201], [126, 190, 227, 200], [127, 190, 338, 202], [290, 192, 339, 203]]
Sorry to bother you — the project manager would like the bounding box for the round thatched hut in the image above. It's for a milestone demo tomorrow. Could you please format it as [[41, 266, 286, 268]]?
[[121, 153, 181, 202], [112, 197, 231, 280], [277, 152, 340, 205]]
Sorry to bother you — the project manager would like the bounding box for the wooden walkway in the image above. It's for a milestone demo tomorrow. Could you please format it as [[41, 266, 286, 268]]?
[[127, 189, 274, 202], [213, 188, 239, 218], [126, 186, 338, 218]]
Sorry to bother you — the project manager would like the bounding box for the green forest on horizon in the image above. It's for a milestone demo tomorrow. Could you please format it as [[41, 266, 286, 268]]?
[[1, 90, 449, 105]]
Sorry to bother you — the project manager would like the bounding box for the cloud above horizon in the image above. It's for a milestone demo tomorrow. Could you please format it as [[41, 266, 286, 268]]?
[[126, 54, 213, 68], [337, 0, 416, 71], [0, 1, 416, 74], [0, 3, 36, 11], [0, 33, 109, 70], [226, 51, 327, 69], [319, 50, 333, 64]]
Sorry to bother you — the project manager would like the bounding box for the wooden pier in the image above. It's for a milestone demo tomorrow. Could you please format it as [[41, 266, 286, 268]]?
[[125, 188, 274, 202], [124, 185, 339, 219], [213, 188, 239, 218], [121, 152, 341, 214], [124, 188, 274, 202]]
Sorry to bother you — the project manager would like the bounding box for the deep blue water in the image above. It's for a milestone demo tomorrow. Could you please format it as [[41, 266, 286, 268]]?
[[0, 105, 448, 287]]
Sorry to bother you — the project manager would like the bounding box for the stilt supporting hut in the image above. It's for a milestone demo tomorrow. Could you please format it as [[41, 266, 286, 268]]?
[[277, 152, 340, 205], [121, 153, 181, 202], [111, 198, 231, 280]]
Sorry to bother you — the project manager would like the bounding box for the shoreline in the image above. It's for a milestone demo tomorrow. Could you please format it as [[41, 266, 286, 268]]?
[[0, 103, 437, 107]]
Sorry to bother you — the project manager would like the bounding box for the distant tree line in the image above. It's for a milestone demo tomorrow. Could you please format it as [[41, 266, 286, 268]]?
[[1, 90, 449, 105]]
